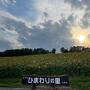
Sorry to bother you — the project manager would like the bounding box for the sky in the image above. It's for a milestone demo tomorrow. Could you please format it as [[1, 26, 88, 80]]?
[[0, 0, 90, 51]]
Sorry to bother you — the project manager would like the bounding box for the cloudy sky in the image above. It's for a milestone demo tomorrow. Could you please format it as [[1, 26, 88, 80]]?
[[0, 0, 90, 51]]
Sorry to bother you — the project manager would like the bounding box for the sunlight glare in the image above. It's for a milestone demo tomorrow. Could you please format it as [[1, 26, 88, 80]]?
[[78, 35, 85, 43]]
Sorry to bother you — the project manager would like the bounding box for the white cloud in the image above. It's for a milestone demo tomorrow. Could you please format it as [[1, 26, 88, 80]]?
[[33, 0, 86, 26], [34, 0, 71, 23], [0, 10, 32, 49], [0, 10, 32, 28], [0, 10, 19, 21], [0, 0, 16, 6], [0, 25, 24, 49]]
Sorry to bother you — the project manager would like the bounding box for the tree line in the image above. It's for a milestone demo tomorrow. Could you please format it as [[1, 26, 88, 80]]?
[[61, 46, 90, 53], [0, 46, 90, 56], [0, 48, 56, 57]]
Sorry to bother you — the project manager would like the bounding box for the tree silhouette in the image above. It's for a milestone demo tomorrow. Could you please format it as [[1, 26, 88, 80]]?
[[51, 48, 56, 54]]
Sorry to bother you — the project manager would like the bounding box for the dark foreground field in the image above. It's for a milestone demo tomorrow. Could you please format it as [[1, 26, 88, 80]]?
[[0, 52, 90, 90]]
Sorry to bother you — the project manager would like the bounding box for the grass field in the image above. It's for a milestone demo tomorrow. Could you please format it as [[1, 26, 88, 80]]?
[[0, 52, 90, 89], [0, 52, 90, 77]]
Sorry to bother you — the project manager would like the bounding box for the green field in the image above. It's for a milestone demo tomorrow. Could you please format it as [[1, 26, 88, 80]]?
[[0, 52, 90, 90]]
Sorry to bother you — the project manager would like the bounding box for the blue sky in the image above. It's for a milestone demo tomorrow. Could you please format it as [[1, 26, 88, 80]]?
[[0, 0, 90, 51], [0, 0, 38, 21]]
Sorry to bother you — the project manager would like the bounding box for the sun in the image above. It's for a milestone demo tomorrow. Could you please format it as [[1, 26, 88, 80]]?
[[71, 25, 90, 47], [78, 35, 86, 43]]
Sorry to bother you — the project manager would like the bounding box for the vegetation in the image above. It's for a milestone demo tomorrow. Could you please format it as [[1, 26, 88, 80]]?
[[0, 48, 52, 56], [0, 52, 89, 78], [61, 46, 90, 53], [0, 52, 89, 89], [70, 76, 90, 90], [0, 46, 90, 57]]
